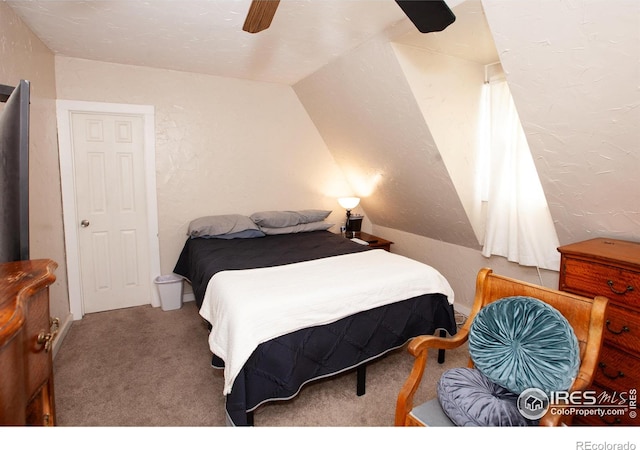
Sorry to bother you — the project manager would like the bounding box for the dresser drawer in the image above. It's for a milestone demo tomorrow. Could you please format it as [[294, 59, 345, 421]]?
[[23, 289, 54, 399], [604, 305, 640, 355], [558, 239, 640, 427], [573, 405, 639, 426], [561, 257, 640, 309], [593, 344, 639, 394], [0, 259, 57, 426], [586, 345, 640, 426], [574, 411, 638, 426], [573, 381, 639, 426]]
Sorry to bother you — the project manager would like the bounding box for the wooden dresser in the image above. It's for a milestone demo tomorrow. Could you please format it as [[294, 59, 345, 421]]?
[[0, 259, 58, 426], [558, 238, 640, 426]]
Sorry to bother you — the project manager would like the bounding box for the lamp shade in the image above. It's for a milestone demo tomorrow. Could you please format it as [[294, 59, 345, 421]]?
[[338, 197, 360, 210]]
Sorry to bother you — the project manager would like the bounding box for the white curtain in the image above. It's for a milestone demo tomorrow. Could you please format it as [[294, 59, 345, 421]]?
[[481, 78, 560, 271]]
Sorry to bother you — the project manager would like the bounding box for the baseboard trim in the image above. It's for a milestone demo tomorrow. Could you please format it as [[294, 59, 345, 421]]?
[[454, 303, 471, 318], [52, 312, 74, 360]]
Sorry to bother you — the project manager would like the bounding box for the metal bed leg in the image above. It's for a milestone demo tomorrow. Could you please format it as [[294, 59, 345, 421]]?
[[357, 364, 366, 396], [437, 329, 446, 364]]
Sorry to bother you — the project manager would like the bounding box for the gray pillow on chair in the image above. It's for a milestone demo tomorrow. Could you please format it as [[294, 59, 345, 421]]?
[[437, 368, 536, 426]]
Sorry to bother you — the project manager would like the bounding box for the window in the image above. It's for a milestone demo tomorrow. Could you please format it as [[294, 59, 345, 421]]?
[[479, 64, 560, 271]]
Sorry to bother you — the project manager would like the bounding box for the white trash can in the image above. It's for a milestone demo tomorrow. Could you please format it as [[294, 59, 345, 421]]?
[[154, 274, 184, 311]]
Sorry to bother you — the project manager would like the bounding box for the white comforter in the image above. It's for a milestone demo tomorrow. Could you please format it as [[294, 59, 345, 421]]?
[[199, 249, 454, 395]]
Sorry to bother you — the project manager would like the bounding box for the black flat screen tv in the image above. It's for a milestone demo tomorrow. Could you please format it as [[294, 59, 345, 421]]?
[[0, 79, 30, 263]]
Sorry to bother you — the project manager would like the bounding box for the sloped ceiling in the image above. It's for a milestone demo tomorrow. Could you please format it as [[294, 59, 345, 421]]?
[[8, 0, 640, 248], [482, 0, 640, 245], [296, 0, 640, 247], [5, 0, 415, 85], [294, 32, 481, 248]]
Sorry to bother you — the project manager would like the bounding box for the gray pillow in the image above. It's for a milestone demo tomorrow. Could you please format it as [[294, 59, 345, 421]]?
[[250, 210, 331, 228], [261, 222, 333, 235], [188, 214, 261, 238], [297, 209, 332, 223], [437, 368, 537, 426], [197, 229, 265, 240]]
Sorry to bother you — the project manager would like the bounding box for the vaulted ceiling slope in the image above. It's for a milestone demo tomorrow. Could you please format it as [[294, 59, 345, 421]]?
[[296, 0, 640, 247], [295, 0, 493, 249], [5, 0, 414, 85], [295, 31, 481, 249], [482, 0, 639, 245]]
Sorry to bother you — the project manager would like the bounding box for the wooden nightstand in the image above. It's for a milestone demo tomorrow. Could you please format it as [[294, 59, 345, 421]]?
[[353, 231, 393, 252]]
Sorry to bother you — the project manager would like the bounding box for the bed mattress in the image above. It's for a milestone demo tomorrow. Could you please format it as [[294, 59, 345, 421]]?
[[173, 231, 456, 425]]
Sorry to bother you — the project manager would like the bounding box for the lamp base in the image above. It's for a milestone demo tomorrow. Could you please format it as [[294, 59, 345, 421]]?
[[345, 215, 363, 235]]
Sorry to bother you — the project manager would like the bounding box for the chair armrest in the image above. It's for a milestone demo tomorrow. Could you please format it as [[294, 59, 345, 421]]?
[[541, 368, 599, 425], [539, 295, 608, 427], [407, 328, 469, 356], [395, 329, 469, 425]]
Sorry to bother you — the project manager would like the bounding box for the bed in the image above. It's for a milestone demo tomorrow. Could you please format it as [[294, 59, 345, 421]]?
[[173, 214, 457, 426]]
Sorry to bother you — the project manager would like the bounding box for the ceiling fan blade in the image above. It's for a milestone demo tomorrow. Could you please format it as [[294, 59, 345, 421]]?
[[243, 0, 281, 33], [395, 0, 456, 33]]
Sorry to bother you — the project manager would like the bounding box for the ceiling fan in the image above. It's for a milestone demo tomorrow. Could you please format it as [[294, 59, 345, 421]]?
[[243, 0, 456, 34]]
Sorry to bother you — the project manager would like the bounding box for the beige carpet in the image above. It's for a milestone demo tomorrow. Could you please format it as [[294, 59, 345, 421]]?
[[53, 300, 468, 427]]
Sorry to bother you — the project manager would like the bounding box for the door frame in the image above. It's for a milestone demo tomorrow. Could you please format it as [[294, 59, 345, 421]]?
[[56, 100, 161, 320]]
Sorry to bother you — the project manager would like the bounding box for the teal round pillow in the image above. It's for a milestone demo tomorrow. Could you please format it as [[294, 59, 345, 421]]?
[[468, 296, 580, 395]]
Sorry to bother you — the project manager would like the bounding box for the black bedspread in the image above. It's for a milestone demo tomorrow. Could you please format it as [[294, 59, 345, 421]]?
[[174, 231, 372, 308], [173, 231, 456, 426]]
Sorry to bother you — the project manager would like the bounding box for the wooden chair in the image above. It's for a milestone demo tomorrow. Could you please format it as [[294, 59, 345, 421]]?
[[395, 268, 609, 427]]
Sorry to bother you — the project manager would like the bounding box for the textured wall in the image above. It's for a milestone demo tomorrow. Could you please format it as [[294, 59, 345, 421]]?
[[293, 0, 639, 309], [292, 30, 560, 309], [391, 42, 487, 242], [298, 0, 640, 250], [54, 56, 352, 275], [4, 0, 639, 320], [0, 2, 70, 323], [373, 225, 560, 315], [483, 0, 640, 245], [294, 33, 480, 249]]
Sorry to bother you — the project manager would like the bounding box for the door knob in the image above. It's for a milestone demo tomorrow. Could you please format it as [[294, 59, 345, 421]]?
[[80, 219, 90, 227]]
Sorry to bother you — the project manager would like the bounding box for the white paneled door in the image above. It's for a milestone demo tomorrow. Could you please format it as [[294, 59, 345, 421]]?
[[71, 112, 151, 313]]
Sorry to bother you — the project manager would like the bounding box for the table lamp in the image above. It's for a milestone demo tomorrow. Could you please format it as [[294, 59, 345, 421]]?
[[338, 197, 360, 237]]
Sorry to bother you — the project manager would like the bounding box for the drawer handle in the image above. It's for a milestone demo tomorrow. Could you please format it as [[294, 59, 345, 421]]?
[[598, 362, 624, 380], [605, 320, 630, 335], [37, 331, 56, 352], [36, 317, 60, 353], [607, 280, 634, 295]]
